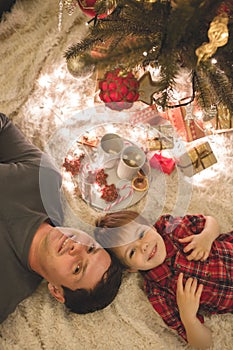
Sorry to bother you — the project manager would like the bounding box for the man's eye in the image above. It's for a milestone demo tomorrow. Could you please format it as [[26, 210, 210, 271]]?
[[87, 243, 95, 253], [74, 264, 80, 274]]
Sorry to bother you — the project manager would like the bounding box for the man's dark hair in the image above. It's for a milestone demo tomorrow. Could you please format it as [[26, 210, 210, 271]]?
[[62, 253, 123, 314]]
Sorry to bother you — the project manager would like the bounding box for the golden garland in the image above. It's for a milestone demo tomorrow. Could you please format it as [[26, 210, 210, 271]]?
[[195, 13, 229, 64]]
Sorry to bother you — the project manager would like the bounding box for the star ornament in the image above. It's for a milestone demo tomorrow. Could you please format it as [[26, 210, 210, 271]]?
[[138, 71, 160, 105]]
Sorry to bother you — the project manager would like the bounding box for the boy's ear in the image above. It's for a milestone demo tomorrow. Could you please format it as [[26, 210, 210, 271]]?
[[48, 283, 65, 303]]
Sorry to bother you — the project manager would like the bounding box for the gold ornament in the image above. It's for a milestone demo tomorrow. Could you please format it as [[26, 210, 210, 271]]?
[[67, 56, 94, 79], [195, 13, 229, 64], [138, 71, 159, 105], [216, 103, 232, 129]]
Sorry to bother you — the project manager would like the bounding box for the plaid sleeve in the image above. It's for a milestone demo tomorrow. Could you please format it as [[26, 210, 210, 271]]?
[[217, 230, 233, 242], [145, 280, 188, 341], [154, 214, 206, 239], [145, 278, 205, 342]]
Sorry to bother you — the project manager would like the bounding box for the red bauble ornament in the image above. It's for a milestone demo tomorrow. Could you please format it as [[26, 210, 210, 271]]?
[[99, 68, 140, 111], [77, 0, 115, 19]]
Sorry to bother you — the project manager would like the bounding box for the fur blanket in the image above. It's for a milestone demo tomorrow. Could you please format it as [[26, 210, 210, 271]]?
[[0, 1, 232, 349]]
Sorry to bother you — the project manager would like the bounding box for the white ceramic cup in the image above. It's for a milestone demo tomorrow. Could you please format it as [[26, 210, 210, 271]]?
[[117, 145, 146, 180], [98, 133, 124, 168]]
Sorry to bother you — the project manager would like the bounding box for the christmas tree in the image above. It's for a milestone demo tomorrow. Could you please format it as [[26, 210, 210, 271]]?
[[65, 0, 233, 117]]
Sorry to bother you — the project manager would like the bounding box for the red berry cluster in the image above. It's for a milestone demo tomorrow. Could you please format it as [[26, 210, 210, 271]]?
[[63, 154, 85, 176], [99, 68, 139, 110], [101, 184, 118, 202]]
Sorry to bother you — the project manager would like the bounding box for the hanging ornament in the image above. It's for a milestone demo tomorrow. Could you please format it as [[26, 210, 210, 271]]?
[[138, 71, 159, 105], [195, 13, 229, 64], [77, 0, 116, 19], [216, 103, 232, 129], [217, 1, 233, 16], [67, 55, 95, 79], [98, 68, 140, 111]]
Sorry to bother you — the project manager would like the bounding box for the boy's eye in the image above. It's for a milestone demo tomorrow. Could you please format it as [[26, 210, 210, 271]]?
[[129, 249, 136, 259], [139, 231, 145, 239], [74, 264, 81, 274]]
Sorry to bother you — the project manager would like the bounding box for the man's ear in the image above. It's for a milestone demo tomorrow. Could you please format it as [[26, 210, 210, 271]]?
[[48, 283, 65, 303]]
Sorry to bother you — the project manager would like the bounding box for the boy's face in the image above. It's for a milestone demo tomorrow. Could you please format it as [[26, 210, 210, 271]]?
[[112, 222, 166, 271]]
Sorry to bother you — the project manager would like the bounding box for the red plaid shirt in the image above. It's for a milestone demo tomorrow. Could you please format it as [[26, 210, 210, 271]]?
[[143, 215, 233, 341]]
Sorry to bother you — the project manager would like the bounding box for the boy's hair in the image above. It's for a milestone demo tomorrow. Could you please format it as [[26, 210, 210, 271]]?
[[94, 210, 149, 249], [62, 253, 123, 314]]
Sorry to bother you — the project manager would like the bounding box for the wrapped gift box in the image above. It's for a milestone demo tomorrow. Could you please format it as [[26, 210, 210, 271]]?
[[149, 152, 176, 175], [146, 137, 173, 151], [163, 104, 206, 142], [177, 142, 217, 177], [213, 103, 233, 130], [146, 124, 175, 150]]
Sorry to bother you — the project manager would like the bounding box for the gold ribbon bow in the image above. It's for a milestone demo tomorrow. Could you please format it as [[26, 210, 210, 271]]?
[[196, 13, 229, 64]]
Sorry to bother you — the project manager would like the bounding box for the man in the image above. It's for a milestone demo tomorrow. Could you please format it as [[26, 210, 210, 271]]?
[[0, 0, 16, 19], [0, 113, 122, 324]]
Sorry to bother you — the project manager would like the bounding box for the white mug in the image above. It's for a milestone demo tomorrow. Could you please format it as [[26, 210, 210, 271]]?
[[117, 145, 146, 180], [98, 133, 124, 168]]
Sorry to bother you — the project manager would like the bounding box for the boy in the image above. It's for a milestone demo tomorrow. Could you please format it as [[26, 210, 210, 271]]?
[[94, 210, 233, 350]]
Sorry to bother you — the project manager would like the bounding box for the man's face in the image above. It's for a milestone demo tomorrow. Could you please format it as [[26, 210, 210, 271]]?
[[38, 227, 111, 292]]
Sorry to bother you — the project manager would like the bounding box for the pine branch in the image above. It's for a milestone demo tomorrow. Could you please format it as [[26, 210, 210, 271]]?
[[64, 0, 233, 113], [201, 61, 233, 111], [193, 66, 214, 110]]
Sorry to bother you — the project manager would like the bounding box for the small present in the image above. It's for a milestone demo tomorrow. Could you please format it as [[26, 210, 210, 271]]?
[[146, 136, 174, 150], [214, 103, 233, 130], [157, 124, 175, 137], [149, 152, 176, 175], [146, 124, 174, 150], [177, 142, 217, 177]]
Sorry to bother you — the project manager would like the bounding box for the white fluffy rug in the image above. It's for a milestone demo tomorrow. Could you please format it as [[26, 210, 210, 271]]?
[[0, 1, 233, 349]]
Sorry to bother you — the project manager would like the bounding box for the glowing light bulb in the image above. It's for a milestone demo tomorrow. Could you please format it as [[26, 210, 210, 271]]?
[[211, 58, 217, 64]]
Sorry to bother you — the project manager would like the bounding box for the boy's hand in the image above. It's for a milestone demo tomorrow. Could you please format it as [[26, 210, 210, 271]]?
[[179, 215, 220, 261], [176, 273, 203, 323], [178, 233, 212, 261], [177, 273, 212, 349]]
